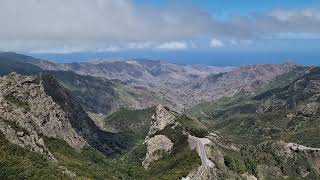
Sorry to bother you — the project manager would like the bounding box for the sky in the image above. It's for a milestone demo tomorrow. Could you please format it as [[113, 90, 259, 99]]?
[[1, 0, 320, 66]]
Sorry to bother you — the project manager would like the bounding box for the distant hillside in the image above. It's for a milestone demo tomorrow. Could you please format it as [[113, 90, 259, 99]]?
[[0, 52, 42, 75], [1, 52, 320, 179], [187, 66, 320, 179], [188, 66, 318, 145], [0, 53, 174, 115], [25, 53, 301, 109]]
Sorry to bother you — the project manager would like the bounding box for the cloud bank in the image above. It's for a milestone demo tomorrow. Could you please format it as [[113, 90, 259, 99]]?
[[0, 0, 319, 52]]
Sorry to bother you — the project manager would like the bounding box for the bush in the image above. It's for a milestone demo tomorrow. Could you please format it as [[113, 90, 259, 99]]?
[[4, 94, 30, 111], [0, 132, 66, 179], [175, 114, 208, 138], [224, 155, 246, 174]]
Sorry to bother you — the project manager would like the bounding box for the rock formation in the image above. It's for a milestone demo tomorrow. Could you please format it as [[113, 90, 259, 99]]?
[[0, 73, 86, 159], [142, 104, 176, 168]]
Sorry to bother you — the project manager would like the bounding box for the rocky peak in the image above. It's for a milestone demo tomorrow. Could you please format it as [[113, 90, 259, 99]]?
[[142, 134, 173, 168], [0, 73, 86, 159], [40, 74, 129, 155], [142, 105, 177, 168], [148, 104, 176, 136], [0, 72, 129, 158]]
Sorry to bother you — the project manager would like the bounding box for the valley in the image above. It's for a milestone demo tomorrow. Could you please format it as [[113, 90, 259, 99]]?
[[0, 52, 319, 179], [2, 1, 320, 179]]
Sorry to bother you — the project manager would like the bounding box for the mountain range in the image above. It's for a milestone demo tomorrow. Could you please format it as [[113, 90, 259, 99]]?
[[0, 52, 319, 179]]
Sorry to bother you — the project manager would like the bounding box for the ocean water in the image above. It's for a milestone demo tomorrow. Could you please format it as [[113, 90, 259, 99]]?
[[29, 51, 320, 67]]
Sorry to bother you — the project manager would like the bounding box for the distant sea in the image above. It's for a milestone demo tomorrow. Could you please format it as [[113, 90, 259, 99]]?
[[29, 51, 320, 67]]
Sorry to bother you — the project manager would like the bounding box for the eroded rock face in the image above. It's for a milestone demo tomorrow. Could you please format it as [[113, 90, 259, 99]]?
[[298, 102, 320, 116], [0, 73, 86, 157], [148, 104, 175, 135], [143, 104, 176, 169], [142, 135, 173, 168]]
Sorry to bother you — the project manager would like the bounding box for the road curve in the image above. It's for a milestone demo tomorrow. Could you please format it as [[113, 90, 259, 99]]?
[[189, 135, 211, 180]]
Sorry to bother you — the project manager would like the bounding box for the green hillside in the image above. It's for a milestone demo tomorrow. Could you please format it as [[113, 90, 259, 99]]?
[[188, 67, 320, 178]]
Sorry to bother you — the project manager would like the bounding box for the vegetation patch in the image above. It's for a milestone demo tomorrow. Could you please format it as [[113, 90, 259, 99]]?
[[0, 132, 66, 180], [105, 107, 154, 142], [44, 137, 146, 180], [176, 114, 208, 138], [2, 119, 30, 136], [222, 141, 319, 179], [147, 123, 201, 179], [4, 94, 30, 111]]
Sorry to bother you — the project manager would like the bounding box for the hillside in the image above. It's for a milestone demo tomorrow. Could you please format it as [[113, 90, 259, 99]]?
[[0, 52, 301, 112], [29, 57, 233, 110], [0, 73, 150, 179], [188, 66, 320, 179], [0, 75, 207, 179], [185, 63, 301, 105], [0, 52, 42, 76], [27, 53, 301, 109], [1, 52, 320, 179], [0, 53, 175, 115]]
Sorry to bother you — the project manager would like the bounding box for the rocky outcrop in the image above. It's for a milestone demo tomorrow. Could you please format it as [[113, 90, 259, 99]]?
[[0, 73, 86, 158], [143, 105, 176, 168], [142, 135, 173, 168], [298, 102, 320, 116], [0, 73, 128, 158], [40, 74, 128, 155], [148, 104, 176, 135]]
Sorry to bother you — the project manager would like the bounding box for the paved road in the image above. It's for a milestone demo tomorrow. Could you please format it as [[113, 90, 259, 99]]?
[[189, 135, 211, 180]]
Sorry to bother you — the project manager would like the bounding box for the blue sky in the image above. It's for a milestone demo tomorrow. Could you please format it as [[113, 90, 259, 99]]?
[[1, 0, 320, 65], [135, 0, 320, 16]]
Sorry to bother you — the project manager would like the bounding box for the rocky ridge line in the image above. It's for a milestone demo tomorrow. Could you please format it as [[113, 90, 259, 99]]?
[[0, 73, 87, 159]]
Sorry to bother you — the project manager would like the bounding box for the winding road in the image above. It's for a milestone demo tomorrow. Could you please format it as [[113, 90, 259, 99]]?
[[189, 135, 212, 180]]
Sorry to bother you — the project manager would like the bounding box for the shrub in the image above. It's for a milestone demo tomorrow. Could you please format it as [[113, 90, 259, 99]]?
[[4, 94, 30, 111]]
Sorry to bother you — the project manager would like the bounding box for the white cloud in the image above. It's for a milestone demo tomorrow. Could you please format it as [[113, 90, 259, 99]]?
[[96, 46, 121, 52], [127, 42, 152, 49], [0, 0, 320, 52], [210, 39, 224, 48], [156, 41, 188, 50], [0, 0, 212, 51], [271, 9, 320, 22]]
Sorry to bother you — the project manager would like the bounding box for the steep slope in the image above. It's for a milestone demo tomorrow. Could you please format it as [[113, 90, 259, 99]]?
[[190, 66, 318, 146], [31, 57, 300, 109], [0, 53, 173, 115], [48, 70, 170, 115], [185, 63, 301, 105], [0, 73, 128, 156], [0, 52, 300, 112], [31, 58, 232, 86], [28, 57, 233, 109], [188, 66, 320, 179], [0, 73, 154, 179], [103, 107, 155, 139], [0, 73, 86, 157], [0, 73, 208, 179], [103, 105, 208, 179], [134, 105, 213, 179], [0, 52, 42, 76]]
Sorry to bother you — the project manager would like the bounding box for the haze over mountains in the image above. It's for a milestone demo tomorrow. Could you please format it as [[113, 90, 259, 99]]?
[[29, 51, 320, 66], [1, 52, 320, 179], [5, 52, 301, 111]]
